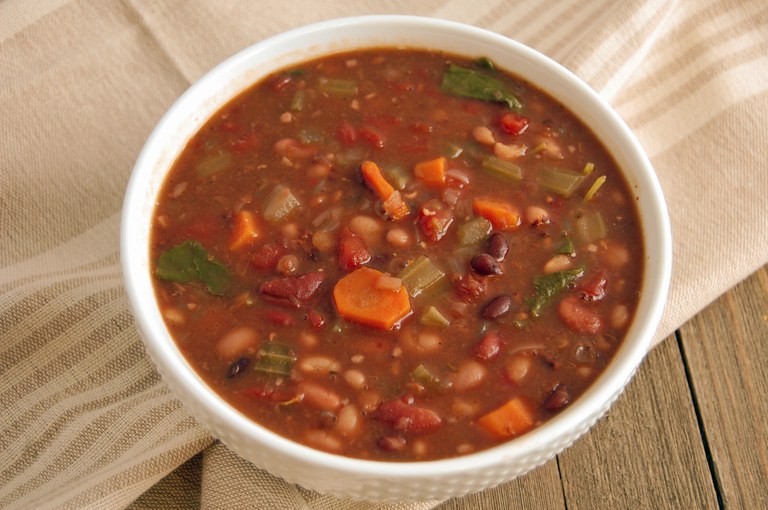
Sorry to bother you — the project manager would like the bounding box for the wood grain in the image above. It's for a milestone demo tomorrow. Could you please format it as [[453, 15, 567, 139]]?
[[678, 265, 768, 509], [557, 334, 718, 509]]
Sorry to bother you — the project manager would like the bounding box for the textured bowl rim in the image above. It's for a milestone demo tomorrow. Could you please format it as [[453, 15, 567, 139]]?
[[122, 14, 672, 491]]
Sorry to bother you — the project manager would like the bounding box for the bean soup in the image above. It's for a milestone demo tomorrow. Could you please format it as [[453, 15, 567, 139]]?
[[150, 49, 644, 461]]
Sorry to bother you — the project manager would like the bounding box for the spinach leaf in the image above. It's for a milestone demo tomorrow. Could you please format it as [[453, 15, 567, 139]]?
[[527, 267, 584, 317], [441, 63, 522, 110], [155, 240, 230, 296]]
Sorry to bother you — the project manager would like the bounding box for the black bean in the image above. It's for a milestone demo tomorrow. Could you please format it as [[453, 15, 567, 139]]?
[[485, 233, 509, 261], [226, 357, 250, 379], [470, 253, 502, 275], [544, 383, 570, 410], [481, 295, 512, 320]]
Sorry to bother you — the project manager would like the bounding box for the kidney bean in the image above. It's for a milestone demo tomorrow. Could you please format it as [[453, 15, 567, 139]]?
[[558, 296, 603, 334], [485, 232, 509, 261], [226, 357, 249, 379], [482, 295, 512, 320], [543, 383, 570, 410], [376, 397, 442, 433], [260, 271, 326, 304], [470, 253, 502, 276], [474, 331, 502, 360]]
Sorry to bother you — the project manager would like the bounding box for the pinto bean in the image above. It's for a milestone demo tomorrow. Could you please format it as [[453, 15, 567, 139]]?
[[451, 360, 487, 391]]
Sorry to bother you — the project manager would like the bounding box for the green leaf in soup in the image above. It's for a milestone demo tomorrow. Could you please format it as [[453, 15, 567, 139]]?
[[155, 240, 199, 282], [155, 240, 230, 296], [441, 63, 522, 111], [193, 251, 230, 296], [527, 267, 584, 317]]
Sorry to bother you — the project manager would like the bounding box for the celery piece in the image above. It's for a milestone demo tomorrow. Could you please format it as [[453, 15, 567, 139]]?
[[290, 89, 306, 112], [195, 152, 232, 177], [319, 78, 358, 97], [382, 165, 410, 190], [539, 166, 586, 198], [554, 234, 575, 256], [420, 306, 451, 327], [574, 211, 607, 245], [412, 364, 440, 387], [263, 184, 300, 222], [527, 267, 584, 317], [253, 342, 295, 376], [398, 255, 446, 297], [481, 155, 523, 183], [457, 216, 492, 246]]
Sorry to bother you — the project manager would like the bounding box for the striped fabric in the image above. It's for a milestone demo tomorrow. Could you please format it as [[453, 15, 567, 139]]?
[[1, 0, 765, 508]]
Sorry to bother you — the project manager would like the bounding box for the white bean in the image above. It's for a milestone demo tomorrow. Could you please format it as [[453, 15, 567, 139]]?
[[385, 227, 412, 248], [472, 126, 495, 145], [358, 389, 381, 412], [611, 304, 630, 329], [451, 360, 487, 391], [506, 354, 531, 384], [304, 429, 342, 452], [343, 369, 366, 389], [349, 215, 382, 247], [602, 243, 630, 268], [163, 307, 185, 326], [298, 356, 342, 376], [216, 326, 258, 359], [415, 331, 443, 352], [334, 404, 361, 437], [525, 205, 550, 225], [297, 380, 342, 411]]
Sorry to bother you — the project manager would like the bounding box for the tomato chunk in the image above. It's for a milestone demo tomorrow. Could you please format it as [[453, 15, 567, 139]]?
[[558, 296, 603, 334]]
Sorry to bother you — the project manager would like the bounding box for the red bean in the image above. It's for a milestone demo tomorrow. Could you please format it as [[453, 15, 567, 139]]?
[[482, 295, 512, 320], [226, 357, 249, 379], [558, 296, 603, 334], [260, 271, 326, 303]]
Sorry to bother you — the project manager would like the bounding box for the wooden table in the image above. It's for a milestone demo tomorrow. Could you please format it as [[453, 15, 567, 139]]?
[[439, 265, 768, 509]]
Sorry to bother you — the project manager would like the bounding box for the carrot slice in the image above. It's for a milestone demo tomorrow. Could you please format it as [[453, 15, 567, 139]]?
[[229, 210, 261, 250], [477, 397, 535, 438], [413, 156, 446, 188], [333, 267, 412, 330], [360, 160, 410, 220], [472, 198, 521, 231]]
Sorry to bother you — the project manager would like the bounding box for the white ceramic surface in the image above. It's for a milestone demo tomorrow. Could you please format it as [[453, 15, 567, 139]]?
[[121, 15, 672, 501]]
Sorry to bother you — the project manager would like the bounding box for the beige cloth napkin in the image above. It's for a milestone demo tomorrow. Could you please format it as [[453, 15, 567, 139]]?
[[1, 0, 766, 508]]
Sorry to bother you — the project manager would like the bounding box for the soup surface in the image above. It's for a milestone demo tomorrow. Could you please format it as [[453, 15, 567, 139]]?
[[151, 48, 644, 461]]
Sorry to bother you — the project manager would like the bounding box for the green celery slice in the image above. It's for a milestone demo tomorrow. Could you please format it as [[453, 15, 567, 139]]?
[[539, 166, 586, 198], [263, 184, 300, 222], [457, 216, 492, 246], [319, 78, 358, 97], [398, 256, 446, 297], [574, 211, 607, 245], [420, 306, 451, 327], [253, 342, 295, 376], [482, 155, 523, 183]]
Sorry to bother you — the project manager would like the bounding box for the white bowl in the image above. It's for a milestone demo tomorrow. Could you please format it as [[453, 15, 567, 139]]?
[[121, 15, 672, 501]]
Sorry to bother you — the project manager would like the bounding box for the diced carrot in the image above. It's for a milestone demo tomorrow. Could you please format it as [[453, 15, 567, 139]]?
[[477, 397, 535, 438], [360, 160, 395, 201], [333, 267, 412, 330], [229, 210, 261, 250], [360, 160, 410, 220], [472, 198, 521, 231], [413, 156, 446, 188]]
